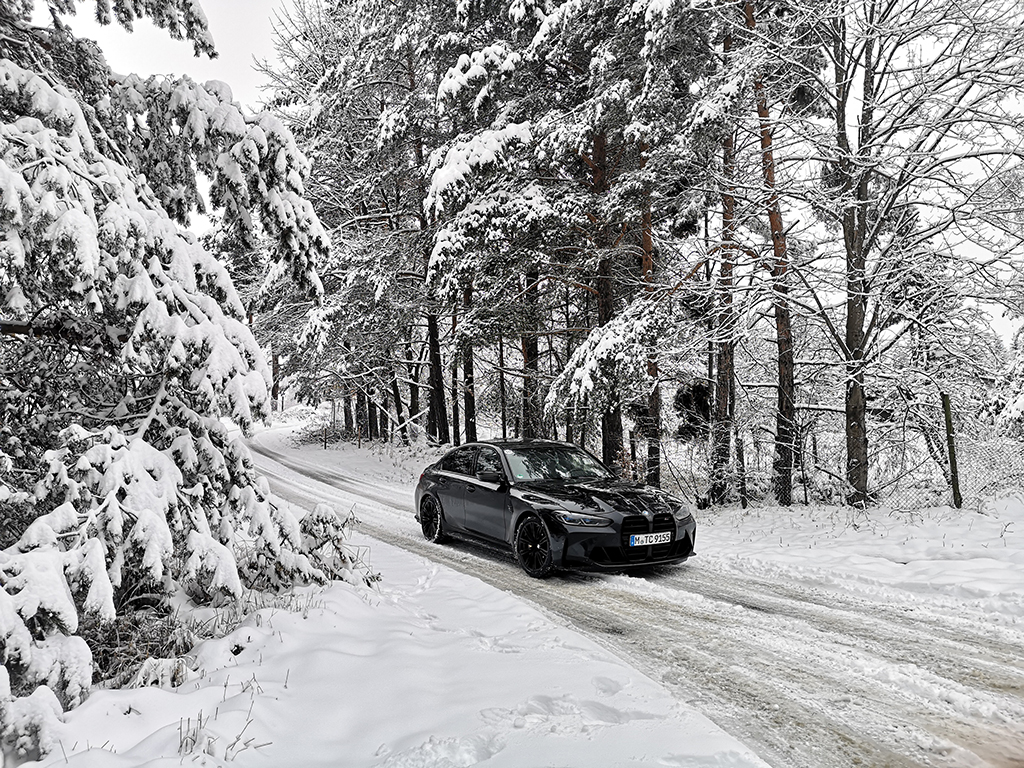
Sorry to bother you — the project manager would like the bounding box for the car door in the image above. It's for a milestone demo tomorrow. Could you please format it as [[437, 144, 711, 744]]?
[[435, 445, 477, 531], [463, 446, 510, 541]]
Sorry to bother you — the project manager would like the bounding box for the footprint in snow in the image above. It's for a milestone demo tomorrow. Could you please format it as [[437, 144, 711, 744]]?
[[592, 676, 624, 695]]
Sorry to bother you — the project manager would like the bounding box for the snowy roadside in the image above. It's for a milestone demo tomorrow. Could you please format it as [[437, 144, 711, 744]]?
[[27, 414, 1024, 768], [238, 417, 1024, 766], [256, 412, 1024, 618], [699, 495, 1024, 618], [24, 422, 769, 768]]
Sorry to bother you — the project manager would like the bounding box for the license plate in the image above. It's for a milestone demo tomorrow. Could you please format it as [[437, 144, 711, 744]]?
[[629, 531, 672, 547]]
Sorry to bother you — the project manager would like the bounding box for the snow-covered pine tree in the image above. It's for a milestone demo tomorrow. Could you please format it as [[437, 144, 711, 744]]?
[[0, 2, 367, 758], [259, 0, 467, 446], [427, 0, 714, 469]]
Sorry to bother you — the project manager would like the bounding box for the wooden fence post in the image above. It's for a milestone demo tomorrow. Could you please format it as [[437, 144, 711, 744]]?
[[941, 392, 962, 509]]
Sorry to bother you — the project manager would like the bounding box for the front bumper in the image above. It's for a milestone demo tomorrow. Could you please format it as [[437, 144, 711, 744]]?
[[559, 514, 697, 571]]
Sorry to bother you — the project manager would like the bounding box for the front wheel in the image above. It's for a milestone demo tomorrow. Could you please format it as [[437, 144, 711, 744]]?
[[514, 515, 555, 578], [420, 495, 448, 543]]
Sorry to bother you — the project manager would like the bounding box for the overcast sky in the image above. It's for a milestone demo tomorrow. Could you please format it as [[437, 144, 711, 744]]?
[[47, 0, 285, 109]]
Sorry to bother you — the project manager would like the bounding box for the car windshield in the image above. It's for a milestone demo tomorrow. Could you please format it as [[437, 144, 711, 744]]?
[[503, 445, 613, 482]]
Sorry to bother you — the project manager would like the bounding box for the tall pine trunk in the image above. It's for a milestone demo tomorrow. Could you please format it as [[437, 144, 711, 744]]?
[[405, 341, 420, 429], [639, 143, 660, 487], [343, 392, 353, 434], [498, 332, 508, 439], [833, 14, 874, 505], [450, 348, 460, 446], [743, 1, 795, 505], [463, 283, 478, 442], [711, 34, 737, 504], [367, 392, 379, 440], [426, 313, 450, 444], [522, 268, 542, 438], [592, 131, 623, 468], [271, 352, 280, 411], [597, 256, 622, 466], [406, 50, 448, 446], [391, 372, 409, 445], [356, 389, 367, 439]]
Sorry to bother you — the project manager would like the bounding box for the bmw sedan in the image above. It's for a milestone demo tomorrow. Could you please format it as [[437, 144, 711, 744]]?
[[414, 440, 696, 577]]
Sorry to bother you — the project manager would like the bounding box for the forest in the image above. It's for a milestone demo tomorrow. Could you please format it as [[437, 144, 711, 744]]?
[[250, 0, 1024, 510], [3, 0, 1024, 759]]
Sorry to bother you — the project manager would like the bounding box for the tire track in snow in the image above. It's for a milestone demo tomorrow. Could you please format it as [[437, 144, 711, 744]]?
[[250, 439, 1024, 768]]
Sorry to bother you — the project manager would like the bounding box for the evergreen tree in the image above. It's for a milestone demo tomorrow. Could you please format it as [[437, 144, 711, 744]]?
[[0, 2, 367, 756]]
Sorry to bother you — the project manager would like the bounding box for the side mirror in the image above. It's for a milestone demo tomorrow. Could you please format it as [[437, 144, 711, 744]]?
[[477, 471, 503, 484]]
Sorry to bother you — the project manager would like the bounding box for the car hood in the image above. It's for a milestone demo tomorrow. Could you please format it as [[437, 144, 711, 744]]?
[[512, 478, 678, 517]]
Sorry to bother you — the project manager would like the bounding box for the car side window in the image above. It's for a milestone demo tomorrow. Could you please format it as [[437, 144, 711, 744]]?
[[440, 446, 477, 476], [475, 447, 504, 479]]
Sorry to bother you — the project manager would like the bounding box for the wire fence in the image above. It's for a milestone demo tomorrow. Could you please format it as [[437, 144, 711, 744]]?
[[657, 407, 1024, 511]]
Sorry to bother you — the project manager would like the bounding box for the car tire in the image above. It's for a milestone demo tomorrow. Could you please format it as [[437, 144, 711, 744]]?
[[514, 515, 555, 578], [419, 495, 448, 543]]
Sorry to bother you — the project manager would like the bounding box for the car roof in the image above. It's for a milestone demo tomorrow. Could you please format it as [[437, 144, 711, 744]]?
[[442, 439, 580, 453], [472, 439, 578, 450]]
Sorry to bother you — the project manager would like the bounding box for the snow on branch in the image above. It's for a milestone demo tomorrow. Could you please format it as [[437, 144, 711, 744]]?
[[86, 0, 216, 58], [429, 182, 554, 295], [437, 43, 521, 117], [106, 73, 329, 299], [545, 295, 672, 415], [425, 122, 532, 216]]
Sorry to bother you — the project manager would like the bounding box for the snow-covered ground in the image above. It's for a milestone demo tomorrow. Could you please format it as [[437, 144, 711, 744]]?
[[24, 420, 767, 768], [25, 544, 760, 768], [25, 415, 1024, 767]]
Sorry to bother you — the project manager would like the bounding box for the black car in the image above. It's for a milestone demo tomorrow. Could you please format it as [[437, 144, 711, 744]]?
[[414, 439, 696, 577]]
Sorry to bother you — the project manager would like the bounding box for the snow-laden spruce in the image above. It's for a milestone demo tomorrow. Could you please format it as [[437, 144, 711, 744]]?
[[0, 3, 364, 760]]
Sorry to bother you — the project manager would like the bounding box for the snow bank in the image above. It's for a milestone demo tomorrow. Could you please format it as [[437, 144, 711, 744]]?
[[700, 496, 1024, 615], [25, 543, 767, 767]]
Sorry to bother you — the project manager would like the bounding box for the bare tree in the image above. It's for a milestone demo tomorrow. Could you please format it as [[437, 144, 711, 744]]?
[[787, 0, 1024, 503]]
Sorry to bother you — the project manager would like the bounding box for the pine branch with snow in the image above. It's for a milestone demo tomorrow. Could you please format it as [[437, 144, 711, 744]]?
[[0, 6, 368, 760]]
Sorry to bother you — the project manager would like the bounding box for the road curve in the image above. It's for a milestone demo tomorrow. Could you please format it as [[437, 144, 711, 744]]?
[[250, 437, 1024, 768]]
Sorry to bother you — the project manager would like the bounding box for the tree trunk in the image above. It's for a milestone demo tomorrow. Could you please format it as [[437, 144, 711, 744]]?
[[711, 71, 737, 505], [343, 392, 353, 435], [426, 313, 450, 444], [271, 352, 281, 411], [406, 48, 449, 446], [391, 373, 409, 445], [356, 389, 367, 440], [742, 1, 795, 506], [450, 349, 460, 447], [846, 280, 869, 503], [564, 290, 575, 444], [640, 142, 660, 487], [498, 332, 508, 439], [834, 16, 875, 506], [367, 391, 379, 440], [463, 283, 478, 443], [597, 255, 622, 468], [592, 131, 623, 468], [522, 269, 542, 439], [405, 341, 420, 429]]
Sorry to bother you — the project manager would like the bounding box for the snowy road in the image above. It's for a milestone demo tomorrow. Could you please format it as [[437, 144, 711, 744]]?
[[249, 432, 1024, 768]]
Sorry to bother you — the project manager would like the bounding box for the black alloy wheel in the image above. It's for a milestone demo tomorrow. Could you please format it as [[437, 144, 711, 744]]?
[[514, 515, 554, 578], [420, 495, 448, 543]]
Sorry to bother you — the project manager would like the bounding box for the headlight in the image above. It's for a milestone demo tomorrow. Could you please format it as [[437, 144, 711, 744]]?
[[556, 511, 613, 527], [672, 504, 694, 522]]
